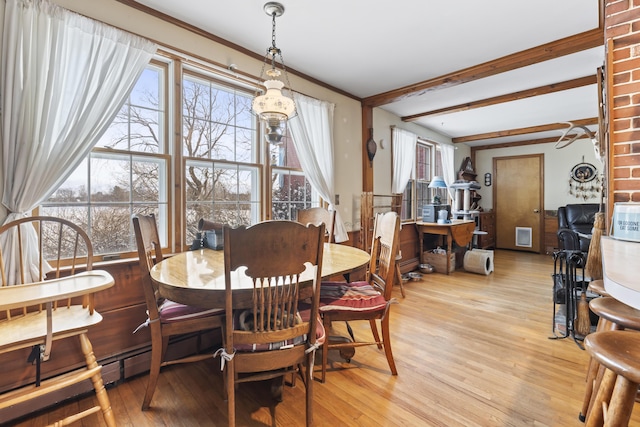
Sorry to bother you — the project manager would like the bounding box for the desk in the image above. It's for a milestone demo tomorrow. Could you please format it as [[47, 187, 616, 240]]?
[[602, 236, 640, 310], [415, 220, 476, 274], [151, 243, 371, 309]]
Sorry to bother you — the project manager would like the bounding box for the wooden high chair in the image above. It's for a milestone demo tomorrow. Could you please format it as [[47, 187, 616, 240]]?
[[0, 216, 115, 426]]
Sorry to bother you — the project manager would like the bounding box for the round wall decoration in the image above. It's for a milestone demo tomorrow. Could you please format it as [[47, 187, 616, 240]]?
[[570, 162, 597, 183], [568, 162, 600, 201]]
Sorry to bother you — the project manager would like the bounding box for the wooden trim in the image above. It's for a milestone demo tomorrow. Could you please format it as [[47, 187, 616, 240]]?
[[402, 75, 597, 122], [363, 28, 603, 108], [606, 37, 615, 230], [470, 136, 561, 151], [452, 117, 599, 144]]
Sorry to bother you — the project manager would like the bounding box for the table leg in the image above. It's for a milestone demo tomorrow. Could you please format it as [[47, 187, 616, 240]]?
[[446, 231, 453, 275]]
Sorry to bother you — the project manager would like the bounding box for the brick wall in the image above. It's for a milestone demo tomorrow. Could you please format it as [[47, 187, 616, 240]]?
[[606, 0, 640, 208]]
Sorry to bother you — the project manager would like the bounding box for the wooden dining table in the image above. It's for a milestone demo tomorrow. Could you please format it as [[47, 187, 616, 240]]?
[[151, 243, 371, 309]]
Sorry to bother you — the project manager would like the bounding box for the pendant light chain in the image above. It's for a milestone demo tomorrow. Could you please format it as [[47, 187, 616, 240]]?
[[268, 8, 294, 99]]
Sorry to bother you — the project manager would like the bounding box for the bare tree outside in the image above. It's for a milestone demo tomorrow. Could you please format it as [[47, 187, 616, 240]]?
[[43, 62, 311, 258]]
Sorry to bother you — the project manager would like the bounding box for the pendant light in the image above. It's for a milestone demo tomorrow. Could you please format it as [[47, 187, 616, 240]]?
[[252, 2, 296, 145]]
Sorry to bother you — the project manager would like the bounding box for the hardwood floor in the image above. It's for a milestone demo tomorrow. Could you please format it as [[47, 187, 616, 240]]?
[[9, 250, 640, 426]]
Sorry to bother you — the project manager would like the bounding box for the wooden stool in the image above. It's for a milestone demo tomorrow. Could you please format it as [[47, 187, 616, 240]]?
[[395, 253, 405, 298], [588, 279, 610, 297], [583, 330, 640, 427], [580, 297, 640, 421]]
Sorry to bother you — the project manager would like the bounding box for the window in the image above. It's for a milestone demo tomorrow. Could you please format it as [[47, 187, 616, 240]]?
[[401, 140, 443, 221], [182, 69, 261, 244], [42, 61, 169, 256], [270, 132, 317, 220], [43, 54, 313, 259]]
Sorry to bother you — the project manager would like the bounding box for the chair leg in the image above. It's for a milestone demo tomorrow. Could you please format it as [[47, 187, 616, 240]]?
[[79, 333, 115, 427], [580, 360, 600, 422], [605, 375, 638, 427], [586, 368, 617, 427], [580, 319, 618, 420], [321, 317, 330, 383], [395, 262, 405, 298], [306, 351, 314, 426], [369, 319, 383, 349], [381, 316, 398, 375], [226, 359, 236, 427], [142, 329, 164, 410]]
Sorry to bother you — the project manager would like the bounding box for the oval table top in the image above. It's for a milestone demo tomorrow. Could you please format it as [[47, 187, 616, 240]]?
[[150, 243, 371, 309]]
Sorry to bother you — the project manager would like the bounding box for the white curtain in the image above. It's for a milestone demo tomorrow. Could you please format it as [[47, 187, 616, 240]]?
[[0, 0, 156, 284], [391, 127, 417, 194], [288, 92, 348, 243], [440, 143, 456, 201]]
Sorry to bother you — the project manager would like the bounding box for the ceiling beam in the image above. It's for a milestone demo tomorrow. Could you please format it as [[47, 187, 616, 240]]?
[[471, 136, 567, 151], [452, 117, 599, 143], [402, 75, 597, 122], [363, 28, 603, 108]]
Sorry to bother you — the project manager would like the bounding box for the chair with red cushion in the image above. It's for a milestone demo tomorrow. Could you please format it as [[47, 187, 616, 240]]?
[[132, 213, 224, 410], [319, 211, 400, 382]]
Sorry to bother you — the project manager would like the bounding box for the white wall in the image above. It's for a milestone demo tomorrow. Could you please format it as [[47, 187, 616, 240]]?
[[474, 137, 602, 211], [371, 107, 464, 195], [48, 0, 364, 230]]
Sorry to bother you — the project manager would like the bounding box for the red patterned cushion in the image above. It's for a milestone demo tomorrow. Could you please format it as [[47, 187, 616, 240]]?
[[232, 308, 325, 353], [319, 281, 387, 312], [159, 299, 223, 323]]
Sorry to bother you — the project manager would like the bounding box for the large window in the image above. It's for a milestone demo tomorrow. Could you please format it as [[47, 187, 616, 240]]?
[[401, 140, 443, 221], [42, 61, 169, 256], [182, 69, 261, 244], [43, 54, 312, 259]]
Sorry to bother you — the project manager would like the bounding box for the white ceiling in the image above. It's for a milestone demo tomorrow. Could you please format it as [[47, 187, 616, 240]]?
[[132, 0, 603, 147]]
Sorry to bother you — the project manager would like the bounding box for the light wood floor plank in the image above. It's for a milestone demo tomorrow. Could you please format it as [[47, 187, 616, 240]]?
[[8, 250, 640, 426]]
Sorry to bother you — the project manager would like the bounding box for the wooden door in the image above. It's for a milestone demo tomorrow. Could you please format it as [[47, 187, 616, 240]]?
[[494, 155, 543, 253]]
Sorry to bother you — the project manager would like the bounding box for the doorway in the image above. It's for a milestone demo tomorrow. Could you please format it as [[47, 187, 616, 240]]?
[[494, 154, 544, 253]]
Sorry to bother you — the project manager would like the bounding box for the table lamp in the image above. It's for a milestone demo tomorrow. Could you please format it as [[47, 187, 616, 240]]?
[[429, 176, 447, 204]]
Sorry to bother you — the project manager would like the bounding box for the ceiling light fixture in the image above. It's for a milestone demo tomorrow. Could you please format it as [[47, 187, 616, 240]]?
[[252, 2, 295, 145]]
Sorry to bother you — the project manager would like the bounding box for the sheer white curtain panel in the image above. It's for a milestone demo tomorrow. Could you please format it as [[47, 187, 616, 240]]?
[[0, 0, 157, 284], [288, 93, 348, 243], [440, 143, 456, 201], [391, 127, 417, 194]]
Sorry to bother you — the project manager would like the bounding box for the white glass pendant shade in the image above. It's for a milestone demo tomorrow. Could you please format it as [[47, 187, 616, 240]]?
[[252, 79, 295, 122]]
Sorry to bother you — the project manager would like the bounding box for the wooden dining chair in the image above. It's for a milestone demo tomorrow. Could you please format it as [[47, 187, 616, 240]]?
[[132, 213, 224, 410], [296, 207, 336, 243], [0, 216, 115, 426], [318, 211, 400, 382], [220, 220, 326, 427]]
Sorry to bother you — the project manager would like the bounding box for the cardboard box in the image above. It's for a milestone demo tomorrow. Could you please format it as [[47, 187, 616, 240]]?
[[423, 252, 455, 273]]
